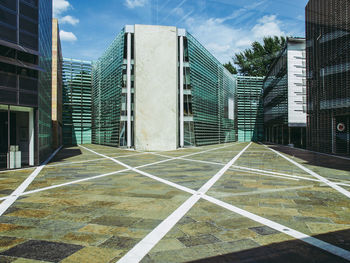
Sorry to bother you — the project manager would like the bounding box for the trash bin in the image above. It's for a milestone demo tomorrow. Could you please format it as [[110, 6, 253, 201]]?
[[7, 145, 21, 169]]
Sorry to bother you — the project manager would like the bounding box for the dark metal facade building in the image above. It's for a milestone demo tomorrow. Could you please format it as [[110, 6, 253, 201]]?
[[0, 0, 52, 169], [306, 0, 350, 155]]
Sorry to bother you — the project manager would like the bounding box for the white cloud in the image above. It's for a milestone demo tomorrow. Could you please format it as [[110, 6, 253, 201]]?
[[60, 15, 80, 26], [60, 30, 77, 42], [125, 0, 147, 9], [185, 14, 286, 63], [53, 0, 71, 17], [252, 15, 284, 38]]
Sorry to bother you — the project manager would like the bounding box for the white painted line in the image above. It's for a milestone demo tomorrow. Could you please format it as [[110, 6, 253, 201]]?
[[263, 144, 350, 199], [0, 146, 62, 216], [79, 145, 199, 195], [46, 152, 148, 168], [0, 167, 35, 173], [176, 157, 299, 181], [117, 195, 201, 263], [268, 142, 350, 161], [232, 165, 319, 182], [0, 143, 236, 201], [215, 185, 312, 197], [198, 143, 252, 194], [202, 194, 350, 261], [20, 169, 130, 196]]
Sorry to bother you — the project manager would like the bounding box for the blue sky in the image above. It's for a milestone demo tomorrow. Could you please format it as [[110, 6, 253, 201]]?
[[54, 0, 309, 63]]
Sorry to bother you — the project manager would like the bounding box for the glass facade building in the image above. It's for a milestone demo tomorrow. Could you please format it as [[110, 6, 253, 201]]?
[[306, 0, 350, 155], [62, 58, 92, 145], [0, 0, 52, 169], [91, 30, 126, 147], [186, 33, 237, 146], [91, 25, 237, 151], [263, 37, 307, 148], [236, 76, 264, 142]]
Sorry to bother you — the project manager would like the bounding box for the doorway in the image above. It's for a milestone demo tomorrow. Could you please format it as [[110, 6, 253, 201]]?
[[335, 115, 350, 155], [0, 105, 34, 170]]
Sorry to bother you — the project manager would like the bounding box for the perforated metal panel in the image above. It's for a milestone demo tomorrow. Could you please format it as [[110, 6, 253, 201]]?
[[306, 0, 350, 154]]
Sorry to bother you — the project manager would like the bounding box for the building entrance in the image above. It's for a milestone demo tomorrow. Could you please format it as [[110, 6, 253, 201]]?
[[335, 115, 350, 155], [0, 106, 34, 170]]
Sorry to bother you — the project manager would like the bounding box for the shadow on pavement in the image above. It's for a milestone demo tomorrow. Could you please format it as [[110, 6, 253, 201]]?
[[188, 229, 350, 263]]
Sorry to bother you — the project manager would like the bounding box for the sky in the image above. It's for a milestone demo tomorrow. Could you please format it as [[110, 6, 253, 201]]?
[[54, 0, 309, 63]]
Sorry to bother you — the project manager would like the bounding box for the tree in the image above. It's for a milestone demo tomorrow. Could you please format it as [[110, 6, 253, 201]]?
[[228, 36, 286, 77], [223, 62, 237, 75]]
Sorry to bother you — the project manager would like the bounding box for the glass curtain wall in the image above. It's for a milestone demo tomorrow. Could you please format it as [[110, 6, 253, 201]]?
[[91, 29, 126, 147], [62, 58, 92, 145], [186, 33, 237, 146], [237, 76, 264, 142], [38, 0, 53, 162]]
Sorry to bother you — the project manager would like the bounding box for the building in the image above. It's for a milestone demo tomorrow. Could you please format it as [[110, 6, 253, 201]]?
[[52, 18, 63, 149], [236, 76, 264, 142], [92, 25, 237, 151], [263, 37, 307, 148], [0, 0, 52, 169], [62, 58, 92, 145], [306, 0, 350, 155]]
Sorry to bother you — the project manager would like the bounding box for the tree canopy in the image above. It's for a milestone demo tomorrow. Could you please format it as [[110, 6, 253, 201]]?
[[224, 36, 286, 77]]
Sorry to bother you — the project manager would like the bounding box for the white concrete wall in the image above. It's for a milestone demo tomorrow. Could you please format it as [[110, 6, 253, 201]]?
[[287, 41, 307, 127], [134, 25, 178, 151]]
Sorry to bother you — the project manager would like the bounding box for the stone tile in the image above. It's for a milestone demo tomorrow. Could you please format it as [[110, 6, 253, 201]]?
[[178, 234, 221, 247], [99, 236, 140, 250], [61, 246, 123, 263], [249, 226, 280, 236], [0, 236, 26, 252], [0, 240, 83, 262], [90, 215, 139, 227]]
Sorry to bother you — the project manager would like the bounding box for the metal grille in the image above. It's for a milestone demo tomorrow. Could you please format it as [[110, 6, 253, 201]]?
[[187, 33, 236, 146], [306, 0, 350, 154], [237, 76, 264, 142], [62, 58, 92, 145], [91, 29, 124, 147]]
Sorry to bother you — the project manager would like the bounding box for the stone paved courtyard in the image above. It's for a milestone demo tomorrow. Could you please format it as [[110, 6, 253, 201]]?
[[0, 142, 349, 262]]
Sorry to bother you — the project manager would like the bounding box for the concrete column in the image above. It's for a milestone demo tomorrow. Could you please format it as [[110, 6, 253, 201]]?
[[127, 32, 132, 148], [179, 36, 184, 148], [29, 108, 34, 166]]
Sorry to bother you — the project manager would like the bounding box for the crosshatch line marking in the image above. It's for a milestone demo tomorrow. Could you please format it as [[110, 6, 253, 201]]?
[[117, 142, 252, 263], [0, 143, 245, 201], [1, 142, 349, 262]]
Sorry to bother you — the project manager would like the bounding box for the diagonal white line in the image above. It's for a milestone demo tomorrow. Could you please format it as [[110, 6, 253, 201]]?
[[202, 195, 350, 261], [3, 143, 350, 261], [117, 143, 251, 263], [0, 143, 240, 201], [262, 143, 350, 199], [0, 146, 62, 216]]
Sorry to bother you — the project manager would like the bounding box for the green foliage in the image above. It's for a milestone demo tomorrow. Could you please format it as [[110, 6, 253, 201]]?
[[223, 62, 238, 74], [229, 36, 286, 77]]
